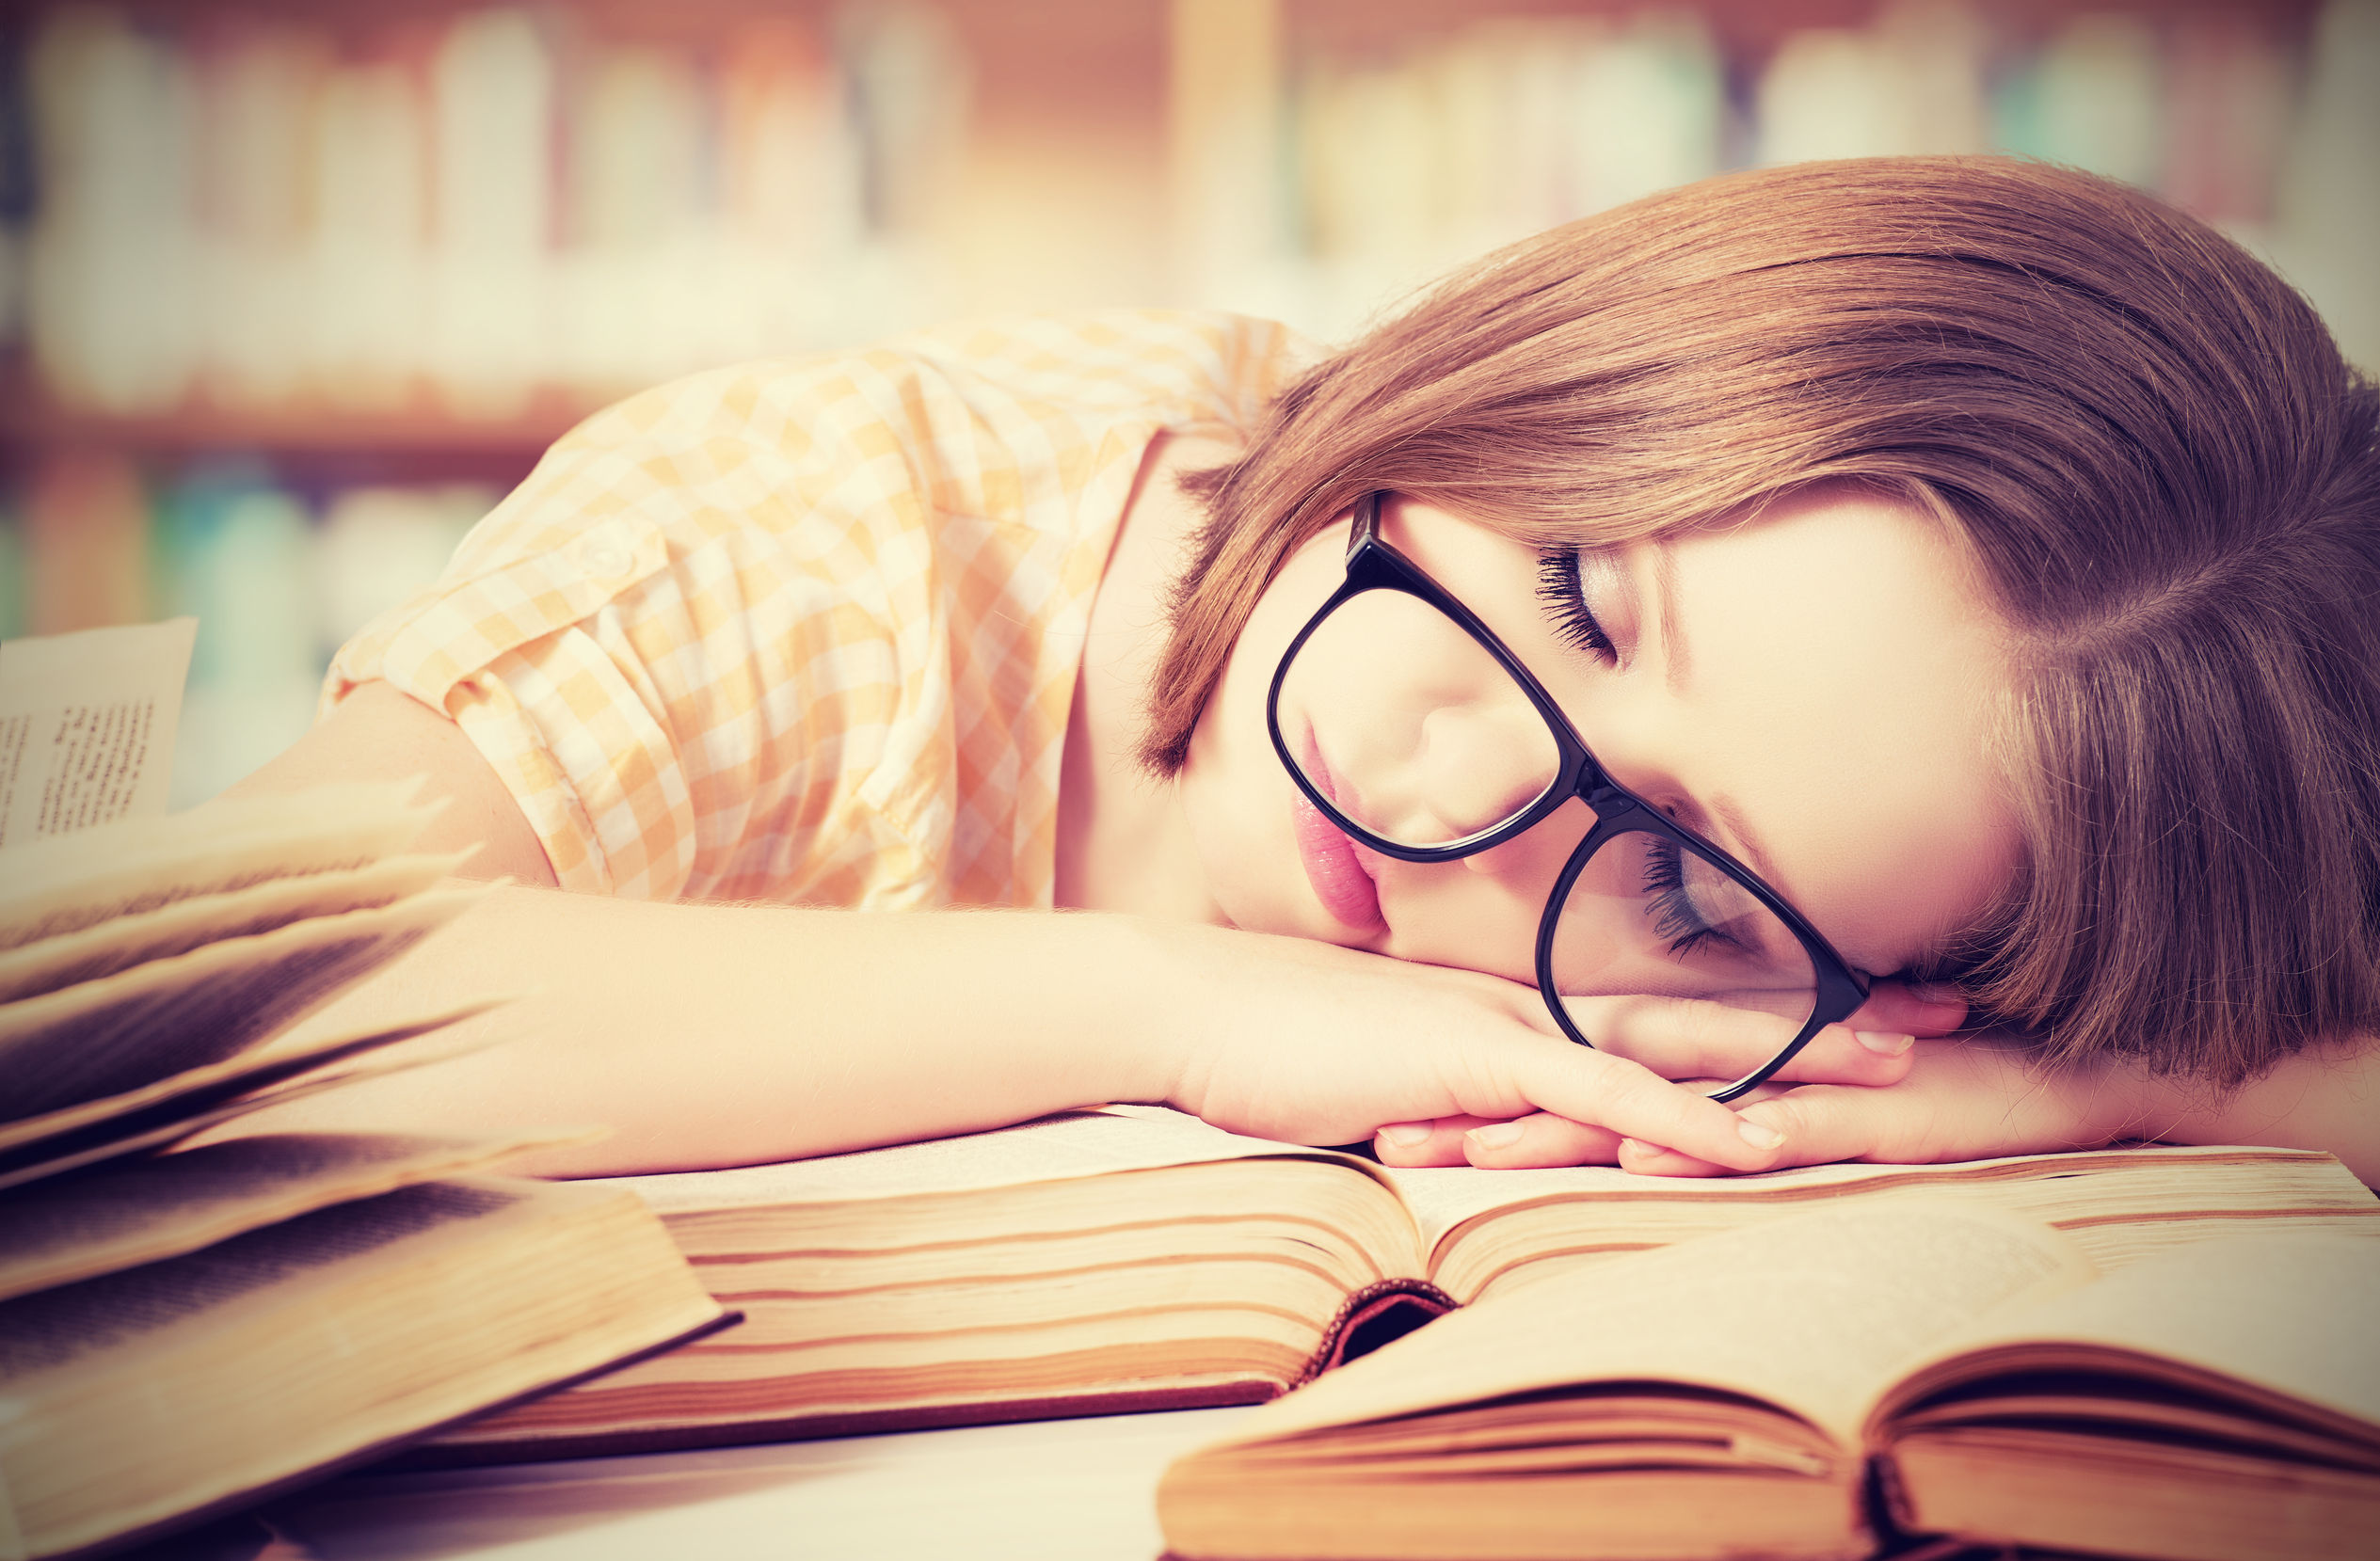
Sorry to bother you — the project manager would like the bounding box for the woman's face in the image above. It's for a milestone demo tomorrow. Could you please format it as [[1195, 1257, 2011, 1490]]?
[[1174, 486, 2021, 991]]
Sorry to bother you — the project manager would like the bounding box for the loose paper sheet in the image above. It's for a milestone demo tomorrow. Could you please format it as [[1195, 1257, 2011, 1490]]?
[[0, 619, 196, 850]]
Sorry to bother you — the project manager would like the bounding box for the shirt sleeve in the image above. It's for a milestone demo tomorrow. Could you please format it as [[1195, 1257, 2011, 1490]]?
[[323, 362, 902, 901], [323, 311, 1314, 905]]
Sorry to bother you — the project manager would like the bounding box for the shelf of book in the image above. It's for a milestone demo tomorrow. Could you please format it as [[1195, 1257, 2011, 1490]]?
[[0, 362, 584, 483], [1, 0, 2347, 468], [3, 0, 2371, 804], [1278, 0, 2321, 54]]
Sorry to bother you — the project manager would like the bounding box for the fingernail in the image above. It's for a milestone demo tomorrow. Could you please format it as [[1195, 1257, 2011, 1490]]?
[[1616, 1138, 1650, 1158], [1855, 1029, 1915, 1056], [1737, 1117, 1784, 1151], [1467, 1123, 1524, 1149], [1381, 1123, 1432, 1147]]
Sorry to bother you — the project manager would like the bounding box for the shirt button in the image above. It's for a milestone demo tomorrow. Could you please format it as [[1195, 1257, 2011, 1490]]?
[[580, 543, 631, 580]]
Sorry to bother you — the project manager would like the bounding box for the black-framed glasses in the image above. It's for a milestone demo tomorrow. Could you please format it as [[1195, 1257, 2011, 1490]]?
[[1265, 492, 1869, 1103]]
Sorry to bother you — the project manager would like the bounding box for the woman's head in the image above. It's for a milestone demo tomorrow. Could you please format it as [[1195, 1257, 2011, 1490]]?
[[1151, 155, 2380, 1084]]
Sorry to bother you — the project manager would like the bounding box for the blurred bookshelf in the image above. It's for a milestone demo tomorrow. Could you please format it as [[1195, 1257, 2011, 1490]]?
[[1, 0, 2372, 802]]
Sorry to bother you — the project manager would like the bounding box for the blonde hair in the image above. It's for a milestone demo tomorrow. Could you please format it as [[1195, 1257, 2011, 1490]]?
[[1142, 156, 2380, 1084]]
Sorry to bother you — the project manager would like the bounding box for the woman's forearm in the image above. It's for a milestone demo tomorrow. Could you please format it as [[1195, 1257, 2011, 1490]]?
[[2117, 1040, 2380, 1187], [236, 887, 1180, 1177], [212, 684, 1896, 1180], [232, 870, 1825, 1180]]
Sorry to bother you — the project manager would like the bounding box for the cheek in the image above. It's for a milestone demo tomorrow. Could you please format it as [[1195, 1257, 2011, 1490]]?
[[1374, 855, 1557, 985], [1173, 534, 1353, 930], [1173, 638, 1317, 935]]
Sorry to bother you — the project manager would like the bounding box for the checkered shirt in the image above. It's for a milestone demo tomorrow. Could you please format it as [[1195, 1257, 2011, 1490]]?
[[324, 311, 1310, 905]]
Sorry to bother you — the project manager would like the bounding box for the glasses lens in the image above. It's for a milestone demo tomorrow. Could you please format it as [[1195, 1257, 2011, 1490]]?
[[1546, 827, 1818, 1089], [1276, 587, 1563, 851]]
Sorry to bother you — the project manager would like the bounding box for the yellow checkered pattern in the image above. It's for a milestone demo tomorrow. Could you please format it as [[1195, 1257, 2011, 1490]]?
[[326, 311, 1308, 905]]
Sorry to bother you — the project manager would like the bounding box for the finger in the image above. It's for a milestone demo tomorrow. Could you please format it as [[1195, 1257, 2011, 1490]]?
[[1765, 1023, 1915, 1087], [1462, 1111, 1622, 1169], [1565, 996, 1914, 1090], [1509, 1042, 1788, 1171], [1618, 1087, 1878, 1177], [1615, 1138, 1731, 1177], [1374, 1116, 1493, 1167], [1851, 980, 1968, 1037]]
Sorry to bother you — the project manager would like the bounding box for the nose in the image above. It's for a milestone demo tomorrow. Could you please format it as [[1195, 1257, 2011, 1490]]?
[[1413, 699, 1557, 842]]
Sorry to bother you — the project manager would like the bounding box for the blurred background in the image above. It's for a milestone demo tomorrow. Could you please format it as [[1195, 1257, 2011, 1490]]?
[[0, 0, 2373, 804]]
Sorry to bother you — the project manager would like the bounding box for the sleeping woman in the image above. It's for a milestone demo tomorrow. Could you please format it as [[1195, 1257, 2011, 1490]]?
[[232, 156, 2380, 1187]]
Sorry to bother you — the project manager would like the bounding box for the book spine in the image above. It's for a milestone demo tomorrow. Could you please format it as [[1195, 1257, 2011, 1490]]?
[[1294, 1276, 1457, 1388]]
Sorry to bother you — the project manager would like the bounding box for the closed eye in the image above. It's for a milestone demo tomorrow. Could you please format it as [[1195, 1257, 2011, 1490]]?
[[1536, 549, 1615, 662]]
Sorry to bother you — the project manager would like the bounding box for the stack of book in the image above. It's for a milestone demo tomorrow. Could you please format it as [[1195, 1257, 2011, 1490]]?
[[0, 781, 724, 1560]]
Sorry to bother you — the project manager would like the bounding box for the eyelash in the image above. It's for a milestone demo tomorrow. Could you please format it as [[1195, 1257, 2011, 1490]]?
[[1537, 550, 1733, 961], [1535, 549, 1616, 661], [1641, 835, 1742, 959]]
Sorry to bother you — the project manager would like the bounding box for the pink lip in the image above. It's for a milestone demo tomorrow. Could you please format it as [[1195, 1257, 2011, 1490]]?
[[1291, 733, 1386, 934]]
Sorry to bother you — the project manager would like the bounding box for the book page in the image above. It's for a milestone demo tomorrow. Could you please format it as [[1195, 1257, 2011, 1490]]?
[[1195, 1202, 2092, 1455], [1878, 1233, 2380, 1447], [1379, 1157, 1934, 1252], [0, 850, 471, 1006], [0, 1013, 514, 1193], [0, 996, 508, 1160], [0, 779, 435, 951], [613, 1105, 1377, 1212], [0, 886, 486, 1121], [0, 1128, 590, 1300], [0, 619, 195, 851], [0, 1181, 529, 1383], [1380, 1144, 2374, 1286]]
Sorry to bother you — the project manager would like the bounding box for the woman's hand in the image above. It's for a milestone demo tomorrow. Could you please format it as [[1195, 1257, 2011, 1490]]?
[[1366, 981, 1973, 1170], [1149, 924, 1946, 1174], [1401, 1035, 2131, 1174], [1609, 1038, 2134, 1176]]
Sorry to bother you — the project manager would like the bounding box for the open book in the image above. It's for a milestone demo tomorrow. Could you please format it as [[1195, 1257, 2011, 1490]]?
[[0, 766, 725, 1560], [432, 1104, 2380, 1459], [1156, 1205, 2380, 1561]]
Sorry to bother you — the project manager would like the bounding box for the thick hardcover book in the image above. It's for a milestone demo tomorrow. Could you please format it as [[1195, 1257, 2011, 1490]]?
[[431, 1106, 2379, 1460]]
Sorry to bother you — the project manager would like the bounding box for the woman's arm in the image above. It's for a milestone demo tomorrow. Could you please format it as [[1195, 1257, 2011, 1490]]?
[[2116, 1043, 2380, 1185], [1425, 1031, 2380, 1188], [222, 683, 1905, 1177]]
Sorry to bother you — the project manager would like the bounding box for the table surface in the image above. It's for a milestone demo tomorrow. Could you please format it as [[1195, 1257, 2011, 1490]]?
[[253, 1408, 1259, 1561]]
